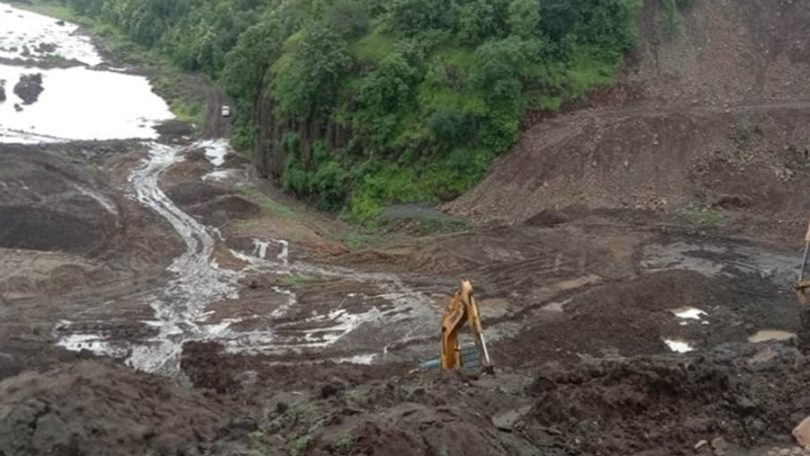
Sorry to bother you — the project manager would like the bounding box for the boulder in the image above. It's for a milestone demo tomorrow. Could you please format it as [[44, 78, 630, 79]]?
[[13, 73, 44, 105], [792, 417, 810, 448], [36, 42, 57, 53]]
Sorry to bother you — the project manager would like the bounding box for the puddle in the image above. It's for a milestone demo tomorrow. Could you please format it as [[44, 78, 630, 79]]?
[[670, 306, 707, 320], [0, 3, 101, 65], [199, 139, 229, 166], [642, 242, 726, 277], [748, 330, 797, 343], [663, 338, 694, 353], [0, 64, 173, 142], [0, 2, 173, 143], [203, 169, 241, 182], [335, 353, 377, 365]]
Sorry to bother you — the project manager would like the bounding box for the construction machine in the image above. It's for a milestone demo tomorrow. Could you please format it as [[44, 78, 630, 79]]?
[[796, 217, 810, 303], [440, 280, 494, 373]]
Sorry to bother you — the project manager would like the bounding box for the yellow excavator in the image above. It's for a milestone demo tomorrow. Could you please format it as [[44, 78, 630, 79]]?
[[440, 280, 494, 373]]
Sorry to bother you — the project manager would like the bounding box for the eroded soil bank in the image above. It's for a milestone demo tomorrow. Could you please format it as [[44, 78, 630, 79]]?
[[4, 0, 810, 455], [2, 137, 810, 456]]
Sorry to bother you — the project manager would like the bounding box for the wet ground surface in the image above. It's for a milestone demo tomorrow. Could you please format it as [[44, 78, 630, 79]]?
[[3, 137, 809, 456], [3, 2, 810, 455]]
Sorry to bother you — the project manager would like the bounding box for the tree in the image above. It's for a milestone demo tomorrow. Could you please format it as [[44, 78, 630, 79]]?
[[456, 0, 508, 44], [508, 0, 540, 38]]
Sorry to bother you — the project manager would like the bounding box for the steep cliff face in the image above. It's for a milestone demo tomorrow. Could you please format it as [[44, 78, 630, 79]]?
[[447, 0, 810, 225], [253, 86, 352, 182]]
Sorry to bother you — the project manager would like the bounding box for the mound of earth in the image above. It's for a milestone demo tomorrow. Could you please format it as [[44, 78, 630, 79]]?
[[0, 149, 118, 255], [0, 206, 109, 253], [13, 73, 43, 105], [189, 195, 261, 227], [527, 344, 810, 455], [448, 0, 810, 227], [0, 361, 227, 456], [164, 182, 228, 207]]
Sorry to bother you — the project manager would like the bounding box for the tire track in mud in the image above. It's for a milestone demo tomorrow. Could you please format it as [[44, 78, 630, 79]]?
[[56, 141, 435, 376]]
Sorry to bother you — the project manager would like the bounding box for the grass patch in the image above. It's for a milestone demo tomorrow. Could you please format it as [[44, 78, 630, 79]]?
[[247, 431, 270, 456], [342, 232, 385, 250], [347, 148, 494, 225], [9, 0, 82, 22], [278, 274, 319, 287], [351, 27, 397, 62], [335, 430, 354, 454], [288, 434, 313, 456], [240, 187, 297, 219], [682, 207, 728, 227]]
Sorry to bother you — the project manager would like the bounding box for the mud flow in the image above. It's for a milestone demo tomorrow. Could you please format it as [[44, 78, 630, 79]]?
[[4, 1, 810, 455]]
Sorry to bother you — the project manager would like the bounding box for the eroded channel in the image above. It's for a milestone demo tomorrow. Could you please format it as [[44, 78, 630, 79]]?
[[57, 141, 435, 375]]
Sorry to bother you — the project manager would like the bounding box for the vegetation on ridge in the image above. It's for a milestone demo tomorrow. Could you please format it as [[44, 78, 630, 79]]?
[[55, 0, 647, 223]]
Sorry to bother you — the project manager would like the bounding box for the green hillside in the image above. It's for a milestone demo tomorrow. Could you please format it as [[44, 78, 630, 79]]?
[[58, 0, 644, 223]]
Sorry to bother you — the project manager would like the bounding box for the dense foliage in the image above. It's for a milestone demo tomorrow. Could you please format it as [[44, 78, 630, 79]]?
[[60, 0, 644, 223]]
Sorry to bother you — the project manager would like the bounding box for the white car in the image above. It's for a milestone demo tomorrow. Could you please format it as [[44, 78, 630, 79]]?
[[221, 105, 231, 117]]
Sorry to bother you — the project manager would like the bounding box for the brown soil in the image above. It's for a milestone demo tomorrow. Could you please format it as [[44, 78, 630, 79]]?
[[447, 0, 810, 241], [4, 1, 810, 456]]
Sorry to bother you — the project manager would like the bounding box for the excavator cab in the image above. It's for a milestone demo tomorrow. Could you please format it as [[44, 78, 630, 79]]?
[[440, 280, 494, 373], [796, 217, 810, 304]]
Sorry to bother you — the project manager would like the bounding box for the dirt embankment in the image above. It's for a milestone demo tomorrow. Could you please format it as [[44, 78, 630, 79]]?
[[448, 0, 810, 236], [0, 141, 184, 379]]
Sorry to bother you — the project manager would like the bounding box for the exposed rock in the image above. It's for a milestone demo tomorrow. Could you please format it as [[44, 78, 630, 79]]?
[[55, 20, 65, 26], [0, 85, 5, 103], [36, 42, 57, 54], [13, 73, 44, 105], [793, 417, 810, 448], [711, 437, 729, 453], [492, 405, 532, 432]]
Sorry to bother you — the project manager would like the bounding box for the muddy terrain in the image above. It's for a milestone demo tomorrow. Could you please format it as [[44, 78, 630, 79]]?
[[3, 1, 810, 456]]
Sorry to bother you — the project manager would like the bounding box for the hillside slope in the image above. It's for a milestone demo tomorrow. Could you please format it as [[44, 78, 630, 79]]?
[[447, 0, 810, 226]]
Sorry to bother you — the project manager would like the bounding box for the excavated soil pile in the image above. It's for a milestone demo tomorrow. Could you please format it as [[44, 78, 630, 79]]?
[[0, 147, 117, 255], [448, 0, 810, 226], [0, 361, 228, 456], [528, 345, 810, 455]]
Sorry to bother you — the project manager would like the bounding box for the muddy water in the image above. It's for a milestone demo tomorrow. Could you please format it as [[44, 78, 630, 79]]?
[[58, 141, 435, 374], [0, 4, 101, 64], [6, 3, 436, 374], [0, 2, 173, 142], [748, 330, 797, 343]]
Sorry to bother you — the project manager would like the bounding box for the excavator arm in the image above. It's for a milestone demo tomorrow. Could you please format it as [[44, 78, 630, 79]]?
[[440, 280, 493, 373]]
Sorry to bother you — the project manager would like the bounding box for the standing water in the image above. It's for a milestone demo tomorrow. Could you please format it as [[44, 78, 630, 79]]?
[[4, 3, 435, 374], [0, 3, 173, 142]]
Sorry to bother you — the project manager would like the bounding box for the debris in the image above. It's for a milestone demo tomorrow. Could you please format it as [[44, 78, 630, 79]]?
[[793, 417, 810, 448], [491, 406, 532, 432]]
